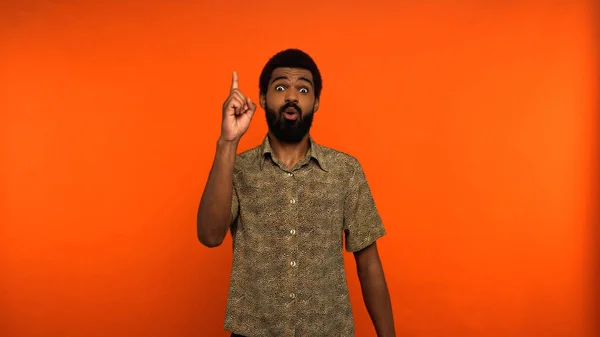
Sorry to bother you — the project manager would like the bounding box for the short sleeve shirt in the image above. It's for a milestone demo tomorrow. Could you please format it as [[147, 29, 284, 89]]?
[[224, 134, 386, 337]]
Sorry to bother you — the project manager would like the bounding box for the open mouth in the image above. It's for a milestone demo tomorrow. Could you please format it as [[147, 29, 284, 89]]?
[[283, 107, 299, 120]]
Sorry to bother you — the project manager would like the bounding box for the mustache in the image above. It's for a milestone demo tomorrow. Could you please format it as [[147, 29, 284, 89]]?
[[279, 102, 302, 114]]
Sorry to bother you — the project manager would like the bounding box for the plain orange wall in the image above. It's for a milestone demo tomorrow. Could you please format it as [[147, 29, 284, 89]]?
[[1, 1, 597, 336]]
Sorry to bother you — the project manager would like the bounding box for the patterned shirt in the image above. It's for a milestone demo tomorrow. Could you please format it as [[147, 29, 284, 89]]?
[[224, 134, 386, 337]]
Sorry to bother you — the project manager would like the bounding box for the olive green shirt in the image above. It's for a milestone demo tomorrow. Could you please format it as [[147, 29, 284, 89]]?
[[224, 134, 386, 337]]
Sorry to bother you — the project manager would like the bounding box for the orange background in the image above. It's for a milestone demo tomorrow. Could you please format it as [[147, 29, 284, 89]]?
[[1, 1, 597, 336]]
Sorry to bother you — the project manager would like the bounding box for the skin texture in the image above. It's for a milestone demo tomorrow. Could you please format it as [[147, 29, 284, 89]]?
[[355, 242, 397, 337], [260, 67, 319, 169], [196, 72, 255, 248], [197, 68, 395, 336]]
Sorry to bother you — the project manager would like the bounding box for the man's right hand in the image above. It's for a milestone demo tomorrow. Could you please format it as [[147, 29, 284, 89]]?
[[220, 71, 256, 142]]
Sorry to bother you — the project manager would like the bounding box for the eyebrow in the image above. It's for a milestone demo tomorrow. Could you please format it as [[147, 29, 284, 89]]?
[[271, 76, 314, 88]]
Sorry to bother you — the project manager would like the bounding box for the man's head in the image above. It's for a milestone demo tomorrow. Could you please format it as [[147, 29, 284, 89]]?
[[259, 49, 322, 143]]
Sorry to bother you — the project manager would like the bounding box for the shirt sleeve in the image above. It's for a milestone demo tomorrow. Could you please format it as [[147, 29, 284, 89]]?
[[343, 159, 386, 252], [231, 183, 239, 227]]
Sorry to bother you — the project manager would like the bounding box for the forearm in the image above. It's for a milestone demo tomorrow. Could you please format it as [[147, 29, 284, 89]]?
[[358, 261, 396, 337], [196, 138, 238, 247]]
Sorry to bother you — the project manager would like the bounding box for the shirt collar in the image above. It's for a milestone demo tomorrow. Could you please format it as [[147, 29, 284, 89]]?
[[258, 134, 328, 172]]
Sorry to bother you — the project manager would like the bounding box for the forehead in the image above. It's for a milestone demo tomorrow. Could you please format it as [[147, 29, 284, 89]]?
[[270, 67, 313, 84]]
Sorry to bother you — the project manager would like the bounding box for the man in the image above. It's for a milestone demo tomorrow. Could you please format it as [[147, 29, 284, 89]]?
[[197, 48, 395, 337]]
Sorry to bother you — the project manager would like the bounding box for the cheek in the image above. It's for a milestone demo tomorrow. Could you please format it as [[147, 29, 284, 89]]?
[[266, 100, 279, 112], [266, 92, 284, 105], [300, 98, 315, 110]]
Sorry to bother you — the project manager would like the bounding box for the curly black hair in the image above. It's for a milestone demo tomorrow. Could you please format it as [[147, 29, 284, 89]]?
[[259, 48, 323, 100]]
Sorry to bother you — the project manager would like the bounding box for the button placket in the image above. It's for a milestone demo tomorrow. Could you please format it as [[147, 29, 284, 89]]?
[[286, 170, 297, 204], [288, 259, 298, 303], [284, 168, 299, 306]]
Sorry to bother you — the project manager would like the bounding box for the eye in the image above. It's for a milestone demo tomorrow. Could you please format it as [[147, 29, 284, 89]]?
[[275, 85, 285, 91], [299, 87, 309, 94]]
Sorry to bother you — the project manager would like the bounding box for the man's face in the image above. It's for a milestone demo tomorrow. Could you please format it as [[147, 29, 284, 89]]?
[[261, 67, 319, 143]]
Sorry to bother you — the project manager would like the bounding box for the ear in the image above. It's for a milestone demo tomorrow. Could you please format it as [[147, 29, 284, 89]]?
[[259, 94, 266, 109], [313, 98, 320, 113]]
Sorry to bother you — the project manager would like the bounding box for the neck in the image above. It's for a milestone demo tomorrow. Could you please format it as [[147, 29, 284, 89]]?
[[268, 132, 311, 170]]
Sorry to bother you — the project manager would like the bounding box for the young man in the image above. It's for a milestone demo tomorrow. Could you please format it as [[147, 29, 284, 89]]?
[[197, 49, 395, 337]]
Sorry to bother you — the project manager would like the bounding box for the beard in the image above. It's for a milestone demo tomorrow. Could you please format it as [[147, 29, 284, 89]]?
[[265, 101, 314, 143]]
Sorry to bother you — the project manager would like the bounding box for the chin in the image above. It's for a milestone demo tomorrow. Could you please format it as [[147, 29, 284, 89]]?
[[271, 127, 309, 143]]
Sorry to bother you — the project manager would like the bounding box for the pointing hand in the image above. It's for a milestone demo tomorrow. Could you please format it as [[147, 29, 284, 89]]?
[[220, 71, 256, 142]]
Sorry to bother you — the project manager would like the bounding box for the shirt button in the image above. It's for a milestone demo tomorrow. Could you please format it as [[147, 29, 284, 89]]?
[[290, 229, 296, 235], [290, 261, 297, 267], [288, 172, 293, 177], [289, 293, 296, 299], [290, 198, 296, 204]]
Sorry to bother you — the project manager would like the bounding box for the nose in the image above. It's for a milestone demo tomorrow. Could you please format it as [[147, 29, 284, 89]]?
[[285, 88, 298, 103]]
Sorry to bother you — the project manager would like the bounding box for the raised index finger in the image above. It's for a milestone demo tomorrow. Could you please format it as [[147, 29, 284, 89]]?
[[231, 71, 239, 92]]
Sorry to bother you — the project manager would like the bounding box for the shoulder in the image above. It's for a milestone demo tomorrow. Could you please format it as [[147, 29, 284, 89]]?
[[315, 143, 364, 176], [233, 144, 262, 174], [236, 144, 262, 161]]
